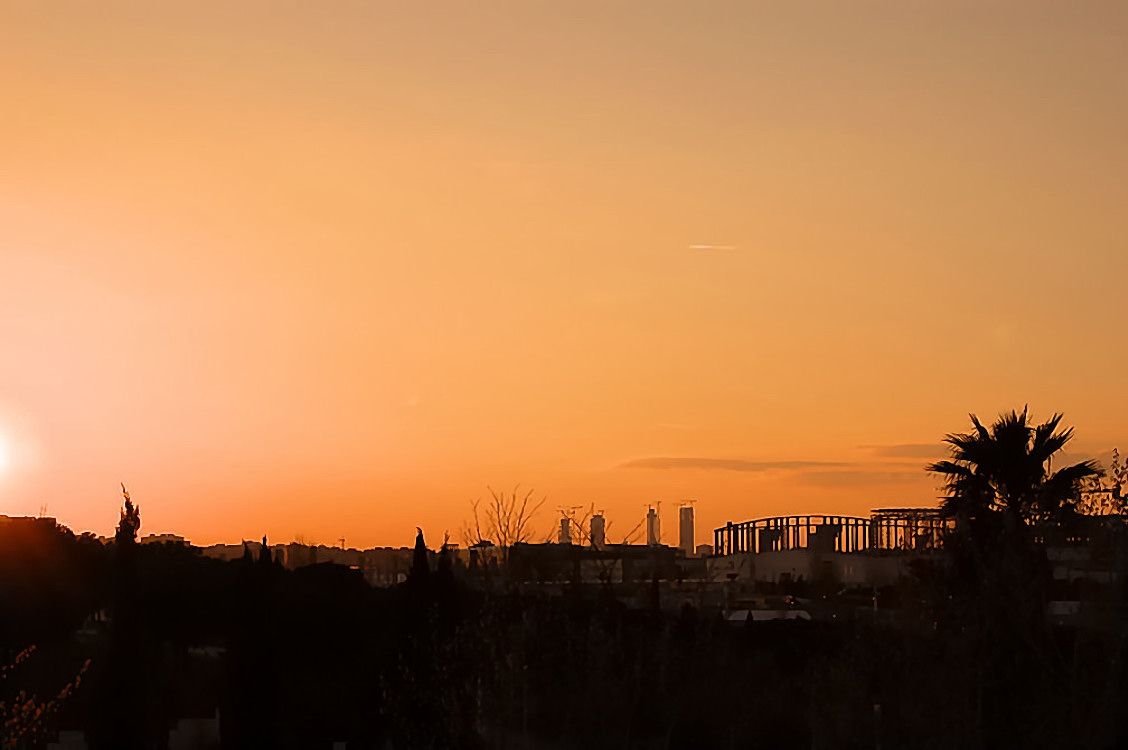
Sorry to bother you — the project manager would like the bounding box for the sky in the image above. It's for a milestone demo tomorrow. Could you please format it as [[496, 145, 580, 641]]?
[[1, 1, 1126, 548]]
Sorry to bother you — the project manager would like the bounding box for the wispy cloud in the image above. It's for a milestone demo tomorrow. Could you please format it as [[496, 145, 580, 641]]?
[[795, 470, 928, 488], [620, 457, 844, 472], [863, 443, 944, 459], [620, 454, 940, 492]]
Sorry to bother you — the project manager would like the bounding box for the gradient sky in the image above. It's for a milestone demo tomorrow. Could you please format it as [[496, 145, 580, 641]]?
[[2, 1, 1126, 548]]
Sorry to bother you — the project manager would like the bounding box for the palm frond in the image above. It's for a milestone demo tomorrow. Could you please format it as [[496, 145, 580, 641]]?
[[929, 408, 1093, 526]]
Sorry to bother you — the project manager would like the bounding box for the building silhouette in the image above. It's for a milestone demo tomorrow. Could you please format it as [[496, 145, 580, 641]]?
[[678, 504, 695, 557]]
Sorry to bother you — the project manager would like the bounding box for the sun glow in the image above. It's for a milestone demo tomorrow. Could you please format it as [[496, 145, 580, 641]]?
[[0, 432, 10, 479]]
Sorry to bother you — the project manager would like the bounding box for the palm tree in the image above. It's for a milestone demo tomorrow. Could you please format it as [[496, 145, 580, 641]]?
[[927, 410, 1100, 742], [927, 408, 1101, 529]]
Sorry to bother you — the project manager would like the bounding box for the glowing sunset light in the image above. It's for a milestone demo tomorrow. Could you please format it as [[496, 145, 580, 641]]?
[[1, 1, 1125, 547], [0, 432, 10, 479]]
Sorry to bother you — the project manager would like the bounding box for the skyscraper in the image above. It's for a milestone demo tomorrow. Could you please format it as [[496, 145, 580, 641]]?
[[679, 504, 695, 556], [559, 516, 571, 545], [590, 513, 606, 548]]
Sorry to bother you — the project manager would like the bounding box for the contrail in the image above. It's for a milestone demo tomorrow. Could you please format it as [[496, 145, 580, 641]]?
[[688, 244, 737, 251]]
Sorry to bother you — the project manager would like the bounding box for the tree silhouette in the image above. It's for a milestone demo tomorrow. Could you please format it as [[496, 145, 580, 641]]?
[[115, 483, 141, 546], [92, 484, 146, 750], [927, 408, 1100, 530], [925, 409, 1107, 747], [257, 535, 274, 568], [409, 528, 431, 586], [0, 646, 90, 749], [1080, 448, 1127, 516], [462, 486, 545, 566]]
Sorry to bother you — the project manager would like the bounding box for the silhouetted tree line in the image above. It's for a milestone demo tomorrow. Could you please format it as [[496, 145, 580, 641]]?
[[1, 519, 1126, 749], [1, 411, 1126, 748]]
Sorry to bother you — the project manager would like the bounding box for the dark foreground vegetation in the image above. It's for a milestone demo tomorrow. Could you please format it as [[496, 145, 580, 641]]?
[[0, 409, 1126, 749], [2, 514, 1128, 749]]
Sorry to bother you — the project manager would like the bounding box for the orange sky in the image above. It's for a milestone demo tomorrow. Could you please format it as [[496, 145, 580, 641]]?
[[2, 1, 1126, 548]]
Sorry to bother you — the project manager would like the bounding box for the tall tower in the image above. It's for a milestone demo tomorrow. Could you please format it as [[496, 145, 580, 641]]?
[[590, 513, 606, 549], [678, 503, 695, 557], [646, 506, 661, 546], [559, 516, 571, 545]]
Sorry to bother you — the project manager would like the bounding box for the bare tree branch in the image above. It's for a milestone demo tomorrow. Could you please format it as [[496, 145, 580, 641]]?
[[462, 485, 546, 565]]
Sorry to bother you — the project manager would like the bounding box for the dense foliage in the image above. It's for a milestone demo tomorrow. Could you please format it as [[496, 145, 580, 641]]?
[[2, 413, 1126, 748], [0, 517, 1125, 749]]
